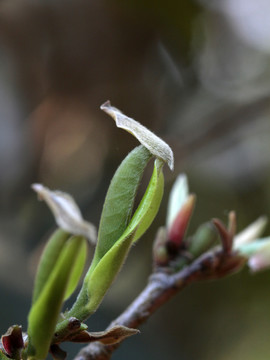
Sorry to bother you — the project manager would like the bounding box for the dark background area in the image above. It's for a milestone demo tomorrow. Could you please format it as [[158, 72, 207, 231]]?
[[1, 0, 270, 359]]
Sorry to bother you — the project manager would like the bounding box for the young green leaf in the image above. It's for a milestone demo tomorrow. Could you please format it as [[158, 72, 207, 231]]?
[[62, 160, 164, 320], [85, 160, 164, 315], [64, 237, 87, 301], [125, 159, 164, 243], [32, 229, 70, 304], [85, 230, 135, 314], [27, 236, 86, 360], [92, 145, 152, 271]]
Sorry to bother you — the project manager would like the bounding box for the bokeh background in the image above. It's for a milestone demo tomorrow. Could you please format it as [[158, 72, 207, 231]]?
[[1, 0, 270, 359]]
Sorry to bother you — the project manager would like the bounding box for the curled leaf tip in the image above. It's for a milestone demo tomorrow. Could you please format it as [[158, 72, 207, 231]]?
[[100, 101, 174, 170], [32, 183, 97, 243], [100, 100, 111, 111]]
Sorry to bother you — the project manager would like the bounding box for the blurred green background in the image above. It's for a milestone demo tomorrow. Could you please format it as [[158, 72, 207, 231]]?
[[1, 0, 270, 359]]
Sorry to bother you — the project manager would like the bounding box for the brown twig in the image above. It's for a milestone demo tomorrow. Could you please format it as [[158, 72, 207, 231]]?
[[73, 247, 246, 360]]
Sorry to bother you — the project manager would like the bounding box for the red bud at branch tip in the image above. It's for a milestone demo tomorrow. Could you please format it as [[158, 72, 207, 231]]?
[[167, 194, 196, 249]]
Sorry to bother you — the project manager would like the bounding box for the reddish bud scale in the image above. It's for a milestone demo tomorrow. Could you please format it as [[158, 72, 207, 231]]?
[[1, 325, 24, 358], [167, 194, 196, 249]]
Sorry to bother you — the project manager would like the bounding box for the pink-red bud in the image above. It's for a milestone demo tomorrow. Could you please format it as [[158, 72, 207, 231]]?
[[167, 194, 196, 248]]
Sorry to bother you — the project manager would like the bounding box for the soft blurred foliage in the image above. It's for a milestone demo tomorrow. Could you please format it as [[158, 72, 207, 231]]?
[[1, 0, 270, 359]]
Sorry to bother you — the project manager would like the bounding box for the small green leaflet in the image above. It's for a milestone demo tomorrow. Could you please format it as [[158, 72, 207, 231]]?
[[86, 231, 135, 314], [27, 236, 86, 360], [32, 229, 70, 304], [32, 229, 87, 304], [91, 145, 152, 272], [64, 237, 87, 301], [128, 159, 164, 242]]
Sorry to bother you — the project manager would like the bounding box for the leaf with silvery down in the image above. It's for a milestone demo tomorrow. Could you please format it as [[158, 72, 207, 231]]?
[[67, 325, 139, 345], [101, 101, 174, 170], [32, 184, 97, 243]]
